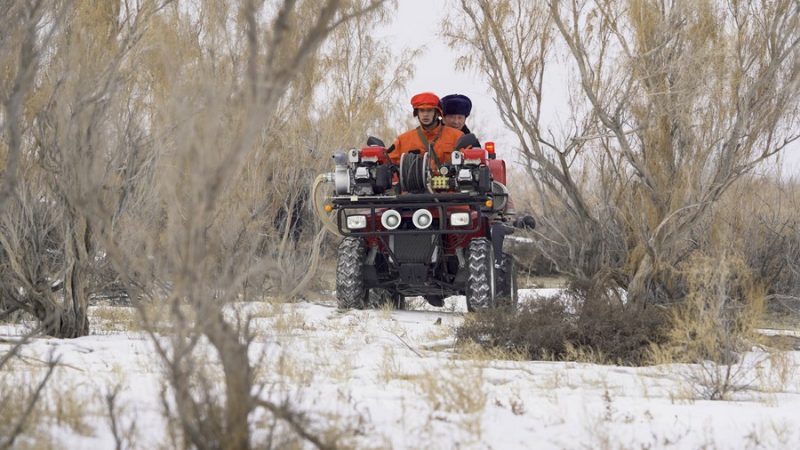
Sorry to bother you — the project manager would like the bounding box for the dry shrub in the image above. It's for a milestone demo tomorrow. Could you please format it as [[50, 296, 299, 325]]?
[[104, 384, 138, 450], [660, 253, 765, 363], [569, 275, 670, 363], [456, 297, 571, 359], [503, 164, 629, 281], [417, 363, 487, 415], [649, 252, 769, 400], [0, 345, 58, 450], [44, 381, 95, 437], [457, 275, 669, 365]]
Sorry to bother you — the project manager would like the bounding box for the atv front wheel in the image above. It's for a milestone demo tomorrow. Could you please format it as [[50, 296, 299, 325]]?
[[466, 238, 496, 312], [495, 253, 518, 309], [336, 237, 368, 309]]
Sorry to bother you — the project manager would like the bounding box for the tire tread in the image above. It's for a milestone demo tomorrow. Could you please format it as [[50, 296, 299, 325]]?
[[466, 238, 495, 312], [336, 238, 367, 309]]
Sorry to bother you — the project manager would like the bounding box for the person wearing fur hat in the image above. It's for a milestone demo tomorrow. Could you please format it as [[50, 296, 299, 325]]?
[[441, 94, 474, 135], [389, 92, 463, 166]]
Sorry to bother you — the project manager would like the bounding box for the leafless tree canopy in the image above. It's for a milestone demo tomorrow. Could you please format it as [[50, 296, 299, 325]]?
[[2, 0, 410, 447], [1, 0, 410, 328], [447, 0, 800, 302]]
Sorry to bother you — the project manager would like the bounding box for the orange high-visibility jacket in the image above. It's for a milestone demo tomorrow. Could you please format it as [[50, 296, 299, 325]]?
[[390, 123, 463, 166]]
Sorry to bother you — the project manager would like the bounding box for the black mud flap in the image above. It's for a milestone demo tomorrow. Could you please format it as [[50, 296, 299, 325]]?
[[490, 222, 510, 263], [364, 264, 379, 286], [454, 265, 468, 286]]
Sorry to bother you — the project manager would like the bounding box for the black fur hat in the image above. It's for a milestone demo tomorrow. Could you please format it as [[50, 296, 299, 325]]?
[[441, 94, 472, 117]]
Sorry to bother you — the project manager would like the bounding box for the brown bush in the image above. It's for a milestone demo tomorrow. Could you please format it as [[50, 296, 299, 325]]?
[[657, 252, 766, 364], [643, 251, 770, 400], [571, 277, 670, 364], [457, 276, 669, 365], [456, 296, 572, 359]]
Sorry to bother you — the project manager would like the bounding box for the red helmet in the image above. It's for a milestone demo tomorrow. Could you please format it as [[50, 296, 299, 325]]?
[[411, 92, 442, 116]]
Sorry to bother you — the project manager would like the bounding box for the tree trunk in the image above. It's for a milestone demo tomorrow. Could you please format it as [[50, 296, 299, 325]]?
[[42, 216, 91, 338], [204, 312, 253, 450], [628, 252, 654, 304]]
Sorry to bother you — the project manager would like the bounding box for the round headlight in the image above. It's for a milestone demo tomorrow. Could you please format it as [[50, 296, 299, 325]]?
[[412, 209, 433, 229], [381, 209, 401, 230]]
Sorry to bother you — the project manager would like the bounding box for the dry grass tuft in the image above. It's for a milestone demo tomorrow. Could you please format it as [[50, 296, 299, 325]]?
[[90, 306, 140, 334], [45, 381, 95, 436], [454, 339, 528, 363], [415, 361, 487, 440], [0, 365, 98, 448], [0, 373, 47, 448]]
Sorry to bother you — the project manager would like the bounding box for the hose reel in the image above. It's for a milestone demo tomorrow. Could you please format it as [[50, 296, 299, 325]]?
[[399, 152, 430, 194]]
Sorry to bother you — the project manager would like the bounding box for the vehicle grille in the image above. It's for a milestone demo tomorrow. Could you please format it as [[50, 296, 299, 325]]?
[[392, 234, 434, 263]]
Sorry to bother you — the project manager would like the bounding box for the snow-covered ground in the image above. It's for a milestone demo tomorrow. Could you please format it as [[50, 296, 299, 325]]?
[[2, 290, 800, 449]]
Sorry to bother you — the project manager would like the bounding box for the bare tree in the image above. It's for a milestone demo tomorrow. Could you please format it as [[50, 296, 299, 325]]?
[[0, 0, 51, 210], [445, 0, 626, 280], [3, 0, 396, 446], [551, 0, 800, 300], [84, 1, 388, 448], [102, 1, 390, 447], [447, 0, 800, 302], [1, 2, 70, 323], [2, 0, 152, 338]]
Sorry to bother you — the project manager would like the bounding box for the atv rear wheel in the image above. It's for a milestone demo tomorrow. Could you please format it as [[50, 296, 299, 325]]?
[[495, 253, 518, 309], [424, 295, 444, 307], [336, 237, 368, 309], [466, 238, 496, 312]]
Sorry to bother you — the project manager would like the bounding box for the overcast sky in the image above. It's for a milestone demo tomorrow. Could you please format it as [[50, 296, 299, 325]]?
[[385, 1, 799, 178]]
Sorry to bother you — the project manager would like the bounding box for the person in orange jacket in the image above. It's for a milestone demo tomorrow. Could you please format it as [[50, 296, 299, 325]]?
[[389, 92, 463, 168]]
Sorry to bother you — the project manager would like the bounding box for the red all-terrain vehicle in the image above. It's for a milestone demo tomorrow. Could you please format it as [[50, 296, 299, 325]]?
[[324, 134, 528, 311]]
